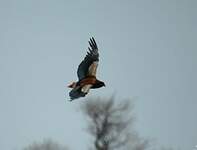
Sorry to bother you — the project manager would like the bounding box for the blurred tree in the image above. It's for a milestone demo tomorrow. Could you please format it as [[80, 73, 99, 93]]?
[[21, 96, 176, 150], [23, 139, 69, 150], [81, 96, 149, 150]]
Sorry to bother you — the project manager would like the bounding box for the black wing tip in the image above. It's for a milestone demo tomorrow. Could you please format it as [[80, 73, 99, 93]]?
[[69, 89, 87, 100], [90, 37, 95, 41], [90, 37, 96, 44], [89, 37, 98, 50]]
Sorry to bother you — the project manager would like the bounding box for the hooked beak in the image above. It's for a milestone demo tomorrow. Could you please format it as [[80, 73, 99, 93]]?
[[67, 82, 76, 88], [67, 83, 73, 88], [67, 84, 72, 88]]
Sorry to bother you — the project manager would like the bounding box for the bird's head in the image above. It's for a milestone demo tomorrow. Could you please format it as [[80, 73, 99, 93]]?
[[67, 82, 77, 88]]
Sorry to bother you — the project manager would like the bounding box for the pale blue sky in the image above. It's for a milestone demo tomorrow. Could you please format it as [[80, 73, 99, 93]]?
[[0, 0, 196, 150]]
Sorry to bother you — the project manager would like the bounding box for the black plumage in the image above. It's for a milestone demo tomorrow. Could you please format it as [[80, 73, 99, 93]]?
[[68, 37, 105, 101], [77, 37, 99, 80]]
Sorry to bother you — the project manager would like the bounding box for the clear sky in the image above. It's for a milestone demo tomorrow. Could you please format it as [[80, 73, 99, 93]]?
[[0, 0, 196, 150]]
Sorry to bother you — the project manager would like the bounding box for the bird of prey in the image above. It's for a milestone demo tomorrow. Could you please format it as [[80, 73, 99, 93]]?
[[68, 37, 105, 101]]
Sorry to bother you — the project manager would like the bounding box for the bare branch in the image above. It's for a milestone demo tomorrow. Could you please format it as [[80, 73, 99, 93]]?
[[81, 96, 145, 150]]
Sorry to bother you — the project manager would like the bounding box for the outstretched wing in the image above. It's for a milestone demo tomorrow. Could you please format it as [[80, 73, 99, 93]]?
[[69, 87, 86, 100], [69, 84, 92, 100], [77, 37, 99, 80]]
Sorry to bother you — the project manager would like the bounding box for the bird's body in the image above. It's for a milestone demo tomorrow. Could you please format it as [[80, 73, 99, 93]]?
[[68, 37, 105, 100]]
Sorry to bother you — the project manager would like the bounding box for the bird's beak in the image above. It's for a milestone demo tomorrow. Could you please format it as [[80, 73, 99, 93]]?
[[68, 82, 76, 88], [67, 84, 73, 88]]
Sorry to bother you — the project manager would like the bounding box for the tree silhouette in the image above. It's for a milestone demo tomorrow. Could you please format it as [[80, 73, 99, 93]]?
[[22, 97, 175, 150], [81, 96, 149, 150]]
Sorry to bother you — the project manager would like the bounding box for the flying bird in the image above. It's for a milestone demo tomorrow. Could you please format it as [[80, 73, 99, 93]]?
[[68, 37, 105, 101]]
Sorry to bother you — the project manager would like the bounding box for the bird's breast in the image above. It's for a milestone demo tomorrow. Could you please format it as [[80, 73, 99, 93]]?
[[79, 76, 97, 87]]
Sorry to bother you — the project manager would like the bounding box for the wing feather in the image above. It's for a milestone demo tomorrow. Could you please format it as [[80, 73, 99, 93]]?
[[77, 37, 99, 80], [69, 84, 92, 100], [69, 87, 87, 100]]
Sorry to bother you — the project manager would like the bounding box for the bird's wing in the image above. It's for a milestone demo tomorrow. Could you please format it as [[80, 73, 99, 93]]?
[[69, 85, 92, 100], [77, 37, 99, 80], [69, 87, 86, 100]]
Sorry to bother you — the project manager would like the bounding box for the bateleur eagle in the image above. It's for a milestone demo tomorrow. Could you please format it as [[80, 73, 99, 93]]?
[[68, 37, 105, 100]]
